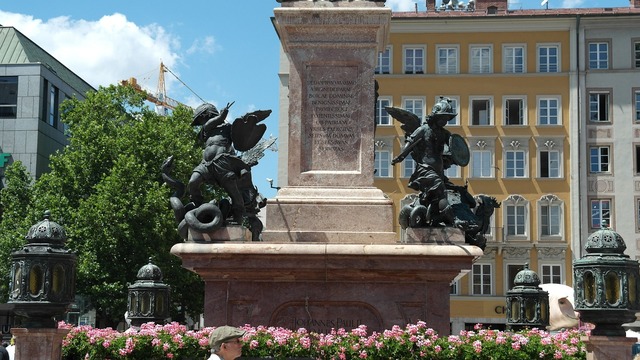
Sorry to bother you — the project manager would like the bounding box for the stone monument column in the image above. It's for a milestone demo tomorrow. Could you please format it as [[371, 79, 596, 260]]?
[[263, 0, 395, 243]]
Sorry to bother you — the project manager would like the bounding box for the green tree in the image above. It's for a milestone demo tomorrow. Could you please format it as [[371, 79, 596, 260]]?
[[0, 161, 35, 301], [0, 84, 205, 327]]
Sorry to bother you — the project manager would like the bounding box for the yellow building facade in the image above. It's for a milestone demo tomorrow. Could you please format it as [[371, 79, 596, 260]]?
[[374, 7, 575, 331]]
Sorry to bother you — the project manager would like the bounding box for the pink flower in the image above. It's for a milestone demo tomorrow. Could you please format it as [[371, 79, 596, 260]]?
[[473, 340, 482, 353]]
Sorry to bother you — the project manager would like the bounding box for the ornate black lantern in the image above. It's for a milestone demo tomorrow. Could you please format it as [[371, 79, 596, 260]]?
[[127, 258, 170, 327], [505, 264, 549, 331], [573, 224, 640, 336], [8, 211, 77, 328]]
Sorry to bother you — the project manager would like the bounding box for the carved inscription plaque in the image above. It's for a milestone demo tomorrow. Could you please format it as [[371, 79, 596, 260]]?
[[270, 301, 383, 334], [303, 65, 361, 172]]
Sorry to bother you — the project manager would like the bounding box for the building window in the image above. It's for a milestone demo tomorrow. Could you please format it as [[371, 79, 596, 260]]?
[[506, 203, 527, 236], [636, 145, 640, 175], [589, 91, 610, 122], [437, 46, 458, 74], [540, 203, 561, 236], [503, 45, 525, 73], [403, 97, 425, 120], [539, 194, 562, 237], [375, 150, 391, 177], [503, 195, 528, 239], [376, 46, 392, 74], [504, 97, 525, 125], [470, 45, 492, 74], [472, 263, 492, 295], [635, 41, 640, 68], [0, 76, 18, 119], [588, 41, 609, 70], [403, 155, 415, 178], [636, 197, 640, 232], [376, 97, 392, 126], [540, 149, 560, 178], [538, 97, 560, 125], [538, 44, 559, 73], [470, 97, 491, 125], [589, 146, 610, 173], [444, 164, 460, 179], [48, 84, 59, 127], [471, 150, 492, 178], [634, 90, 640, 122], [505, 150, 526, 178], [450, 280, 459, 295], [541, 264, 562, 284], [590, 199, 611, 229], [404, 46, 425, 74]]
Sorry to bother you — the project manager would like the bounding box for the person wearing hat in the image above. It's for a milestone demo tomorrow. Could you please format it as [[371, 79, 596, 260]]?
[[208, 325, 246, 360]]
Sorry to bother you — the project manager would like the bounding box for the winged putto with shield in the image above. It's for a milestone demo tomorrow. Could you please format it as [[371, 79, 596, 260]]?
[[386, 96, 499, 249]]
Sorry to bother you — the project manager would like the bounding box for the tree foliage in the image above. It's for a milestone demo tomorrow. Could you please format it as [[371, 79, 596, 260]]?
[[0, 161, 34, 301], [0, 84, 205, 327]]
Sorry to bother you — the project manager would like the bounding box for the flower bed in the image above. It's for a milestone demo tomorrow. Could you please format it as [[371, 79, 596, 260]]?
[[60, 321, 586, 359]]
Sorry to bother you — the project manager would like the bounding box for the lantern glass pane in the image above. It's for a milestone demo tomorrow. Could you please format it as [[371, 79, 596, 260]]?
[[585, 272, 596, 304], [156, 293, 165, 314], [129, 293, 138, 314], [541, 300, 548, 322], [605, 271, 620, 305], [630, 273, 637, 304], [141, 293, 150, 315], [11, 264, 21, 298], [29, 265, 43, 296], [511, 300, 520, 321], [525, 298, 536, 321], [52, 264, 65, 296]]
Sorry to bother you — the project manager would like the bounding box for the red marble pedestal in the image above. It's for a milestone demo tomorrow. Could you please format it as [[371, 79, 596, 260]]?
[[11, 327, 69, 360], [171, 241, 483, 336], [583, 336, 636, 360]]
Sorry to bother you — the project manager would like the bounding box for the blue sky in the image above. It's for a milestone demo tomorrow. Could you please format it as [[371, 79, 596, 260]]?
[[0, 0, 631, 198]]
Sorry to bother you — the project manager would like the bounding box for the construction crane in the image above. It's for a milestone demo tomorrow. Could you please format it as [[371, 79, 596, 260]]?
[[120, 62, 198, 115]]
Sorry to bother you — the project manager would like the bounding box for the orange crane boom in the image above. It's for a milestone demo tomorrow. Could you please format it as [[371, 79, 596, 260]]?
[[120, 62, 188, 114]]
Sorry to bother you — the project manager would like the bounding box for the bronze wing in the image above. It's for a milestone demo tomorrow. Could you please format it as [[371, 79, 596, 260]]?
[[231, 110, 272, 152], [384, 106, 421, 136]]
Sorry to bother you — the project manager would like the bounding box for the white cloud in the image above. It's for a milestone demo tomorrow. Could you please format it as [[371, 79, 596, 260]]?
[[385, 0, 419, 12], [0, 11, 181, 89], [186, 35, 218, 55]]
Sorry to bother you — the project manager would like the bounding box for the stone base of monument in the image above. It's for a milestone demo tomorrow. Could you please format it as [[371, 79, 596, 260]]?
[[188, 225, 248, 242], [11, 327, 69, 360], [404, 227, 466, 245], [582, 336, 636, 359], [171, 232, 483, 336], [262, 187, 396, 243]]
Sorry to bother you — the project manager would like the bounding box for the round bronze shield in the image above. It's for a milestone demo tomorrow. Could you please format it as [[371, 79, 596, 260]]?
[[449, 133, 470, 167]]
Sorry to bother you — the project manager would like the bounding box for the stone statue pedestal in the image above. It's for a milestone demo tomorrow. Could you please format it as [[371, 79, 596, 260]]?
[[583, 336, 636, 359], [262, 2, 395, 243], [171, 239, 483, 336], [11, 328, 69, 360], [188, 225, 248, 242]]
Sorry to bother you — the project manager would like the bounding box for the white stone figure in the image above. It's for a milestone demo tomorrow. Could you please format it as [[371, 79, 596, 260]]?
[[540, 283, 580, 331]]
